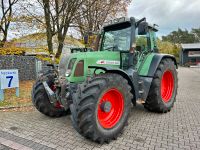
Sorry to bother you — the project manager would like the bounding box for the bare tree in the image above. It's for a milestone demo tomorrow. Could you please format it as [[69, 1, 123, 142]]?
[[75, 0, 131, 37], [38, 0, 92, 58], [0, 0, 19, 47], [19, 0, 130, 58], [18, 0, 92, 58]]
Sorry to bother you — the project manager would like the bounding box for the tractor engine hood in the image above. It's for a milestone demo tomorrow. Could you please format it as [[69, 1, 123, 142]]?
[[75, 51, 121, 68], [59, 51, 121, 82]]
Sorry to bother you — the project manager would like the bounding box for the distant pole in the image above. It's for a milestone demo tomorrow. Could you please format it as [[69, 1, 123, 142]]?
[[16, 87, 19, 97], [0, 89, 4, 101]]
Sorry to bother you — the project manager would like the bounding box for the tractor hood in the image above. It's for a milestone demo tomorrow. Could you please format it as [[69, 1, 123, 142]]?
[[59, 51, 121, 83], [69, 51, 121, 69]]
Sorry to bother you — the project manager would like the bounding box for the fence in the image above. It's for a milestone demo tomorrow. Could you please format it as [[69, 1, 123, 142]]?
[[0, 55, 47, 80]]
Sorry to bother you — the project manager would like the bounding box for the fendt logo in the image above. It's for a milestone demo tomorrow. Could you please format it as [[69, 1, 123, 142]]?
[[96, 60, 120, 65]]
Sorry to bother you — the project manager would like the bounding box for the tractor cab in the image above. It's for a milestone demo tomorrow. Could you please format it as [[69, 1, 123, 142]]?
[[97, 17, 158, 70], [100, 17, 158, 52]]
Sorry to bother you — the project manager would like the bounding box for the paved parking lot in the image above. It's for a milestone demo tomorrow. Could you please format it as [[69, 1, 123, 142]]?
[[0, 67, 200, 150]]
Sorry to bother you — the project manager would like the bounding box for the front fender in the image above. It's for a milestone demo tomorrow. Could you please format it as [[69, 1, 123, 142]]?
[[88, 66, 139, 102]]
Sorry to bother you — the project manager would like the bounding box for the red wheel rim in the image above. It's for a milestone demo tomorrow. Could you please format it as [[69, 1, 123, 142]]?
[[97, 88, 124, 129], [161, 70, 174, 103], [50, 84, 62, 109]]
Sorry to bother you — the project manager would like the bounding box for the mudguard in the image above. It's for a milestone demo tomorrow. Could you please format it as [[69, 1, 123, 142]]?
[[147, 54, 178, 77], [88, 66, 139, 102], [145, 54, 177, 77]]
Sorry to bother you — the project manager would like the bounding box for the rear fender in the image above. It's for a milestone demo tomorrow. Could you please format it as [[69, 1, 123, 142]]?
[[137, 54, 177, 101], [147, 54, 178, 77]]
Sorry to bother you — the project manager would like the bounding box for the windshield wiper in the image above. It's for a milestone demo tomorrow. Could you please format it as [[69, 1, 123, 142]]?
[[104, 45, 117, 51]]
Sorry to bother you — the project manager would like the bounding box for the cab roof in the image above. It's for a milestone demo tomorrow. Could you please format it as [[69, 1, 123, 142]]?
[[103, 17, 158, 32]]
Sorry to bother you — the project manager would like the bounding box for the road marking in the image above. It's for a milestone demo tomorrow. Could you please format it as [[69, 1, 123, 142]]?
[[0, 137, 33, 150]]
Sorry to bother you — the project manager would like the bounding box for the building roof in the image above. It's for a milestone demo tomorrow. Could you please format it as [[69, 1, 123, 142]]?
[[181, 43, 200, 50]]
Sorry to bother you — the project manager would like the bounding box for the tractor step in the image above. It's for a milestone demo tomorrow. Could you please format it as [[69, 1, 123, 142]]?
[[138, 80, 145, 100], [138, 80, 144, 85], [136, 99, 145, 104], [139, 90, 144, 94]]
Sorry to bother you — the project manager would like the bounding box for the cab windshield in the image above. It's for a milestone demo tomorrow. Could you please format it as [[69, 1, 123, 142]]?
[[101, 26, 131, 51]]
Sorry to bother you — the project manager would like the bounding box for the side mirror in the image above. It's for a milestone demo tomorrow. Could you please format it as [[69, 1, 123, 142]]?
[[138, 22, 148, 35]]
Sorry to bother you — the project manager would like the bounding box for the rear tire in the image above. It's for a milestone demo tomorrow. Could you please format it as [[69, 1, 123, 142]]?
[[32, 71, 68, 117], [70, 73, 132, 143], [144, 58, 178, 113]]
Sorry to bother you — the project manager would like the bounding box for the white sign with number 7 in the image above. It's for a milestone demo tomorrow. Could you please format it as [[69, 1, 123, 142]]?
[[0, 69, 19, 89]]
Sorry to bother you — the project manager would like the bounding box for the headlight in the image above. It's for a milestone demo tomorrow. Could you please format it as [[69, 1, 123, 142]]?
[[65, 69, 72, 77], [65, 58, 76, 77]]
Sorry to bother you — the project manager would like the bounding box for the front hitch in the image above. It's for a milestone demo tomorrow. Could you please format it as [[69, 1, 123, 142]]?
[[59, 77, 71, 109], [42, 81, 57, 104], [42, 77, 71, 110]]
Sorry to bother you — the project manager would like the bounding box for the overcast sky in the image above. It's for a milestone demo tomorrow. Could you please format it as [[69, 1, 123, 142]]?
[[128, 0, 200, 37], [4, 0, 200, 40]]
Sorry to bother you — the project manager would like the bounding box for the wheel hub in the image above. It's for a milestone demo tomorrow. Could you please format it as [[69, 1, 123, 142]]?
[[97, 88, 124, 129], [100, 101, 112, 112]]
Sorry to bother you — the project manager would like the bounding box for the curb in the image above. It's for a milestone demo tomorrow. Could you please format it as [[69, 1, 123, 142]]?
[[0, 104, 33, 110]]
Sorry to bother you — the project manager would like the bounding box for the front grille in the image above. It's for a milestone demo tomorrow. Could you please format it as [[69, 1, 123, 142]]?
[[74, 60, 84, 77]]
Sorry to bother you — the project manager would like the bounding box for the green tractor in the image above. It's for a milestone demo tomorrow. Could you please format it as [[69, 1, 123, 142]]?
[[32, 17, 178, 143]]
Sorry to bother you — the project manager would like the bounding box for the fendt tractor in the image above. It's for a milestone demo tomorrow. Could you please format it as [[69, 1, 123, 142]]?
[[32, 17, 178, 143]]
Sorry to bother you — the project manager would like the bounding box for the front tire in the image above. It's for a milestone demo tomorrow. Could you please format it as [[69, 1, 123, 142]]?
[[144, 58, 178, 113], [70, 74, 133, 143]]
